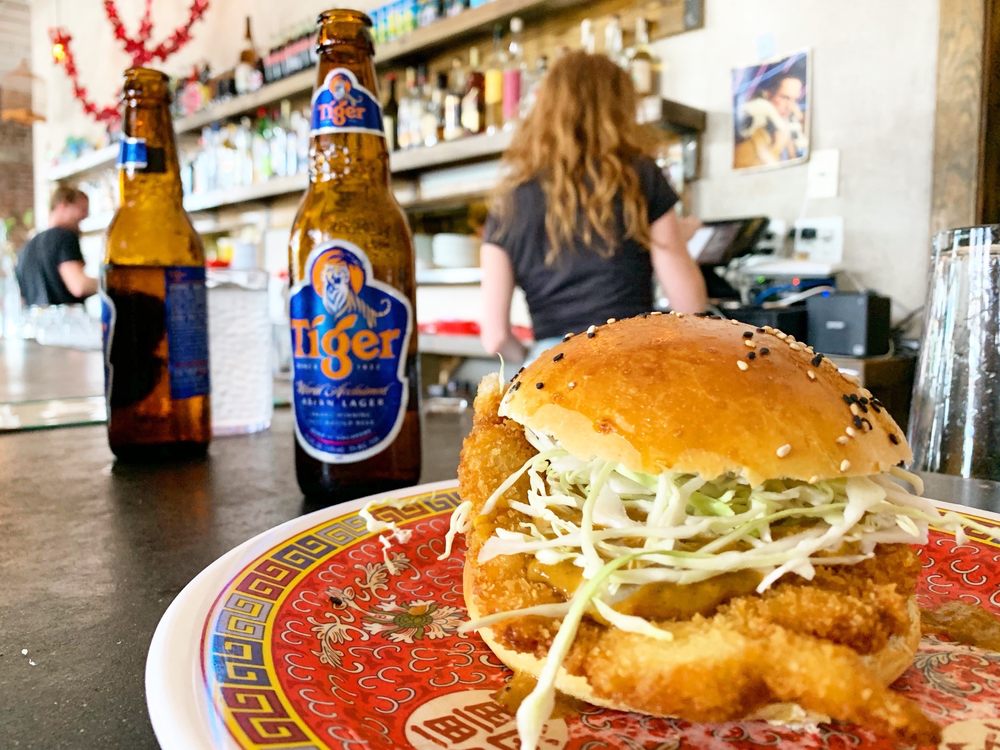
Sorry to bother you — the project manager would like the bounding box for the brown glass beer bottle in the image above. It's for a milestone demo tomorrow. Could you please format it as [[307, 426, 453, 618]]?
[[101, 67, 211, 460], [288, 10, 421, 502]]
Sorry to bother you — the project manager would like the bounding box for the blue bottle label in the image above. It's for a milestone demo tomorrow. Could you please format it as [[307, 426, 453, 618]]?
[[99, 288, 117, 412], [101, 266, 209, 407], [310, 67, 385, 138], [118, 137, 148, 169], [164, 267, 210, 400], [118, 137, 166, 174], [289, 241, 412, 463]]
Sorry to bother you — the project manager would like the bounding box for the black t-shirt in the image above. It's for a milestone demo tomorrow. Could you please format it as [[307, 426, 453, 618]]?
[[484, 157, 678, 340], [15, 227, 86, 306]]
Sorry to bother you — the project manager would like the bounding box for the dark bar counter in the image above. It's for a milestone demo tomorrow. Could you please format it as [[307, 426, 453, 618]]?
[[0, 401, 997, 748], [0, 407, 469, 749]]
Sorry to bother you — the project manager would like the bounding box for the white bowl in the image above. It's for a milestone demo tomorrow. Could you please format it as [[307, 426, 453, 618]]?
[[413, 233, 434, 264], [432, 233, 480, 269]]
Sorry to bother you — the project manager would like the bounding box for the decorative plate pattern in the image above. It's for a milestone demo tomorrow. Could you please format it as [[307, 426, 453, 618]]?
[[198, 484, 1000, 750]]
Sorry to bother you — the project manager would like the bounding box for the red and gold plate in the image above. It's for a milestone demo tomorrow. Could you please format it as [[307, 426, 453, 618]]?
[[146, 480, 1000, 750]]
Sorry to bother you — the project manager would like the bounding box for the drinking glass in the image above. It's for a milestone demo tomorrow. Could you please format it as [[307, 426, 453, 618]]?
[[908, 225, 1000, 479]]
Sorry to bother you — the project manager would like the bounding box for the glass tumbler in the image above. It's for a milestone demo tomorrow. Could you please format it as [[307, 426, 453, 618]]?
[[908, 225, 1000, 479]]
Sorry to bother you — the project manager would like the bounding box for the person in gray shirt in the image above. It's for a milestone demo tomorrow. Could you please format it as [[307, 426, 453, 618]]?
[[16, 186, 97, 306]]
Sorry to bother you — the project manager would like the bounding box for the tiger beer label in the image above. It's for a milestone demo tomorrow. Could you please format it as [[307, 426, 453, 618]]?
[[117, 137, 166, 174], [289, 241, 411, 463], [310, 67, 385, 137]]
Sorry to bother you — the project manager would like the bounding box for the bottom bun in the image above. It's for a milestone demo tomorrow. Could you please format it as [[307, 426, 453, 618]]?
[[464, 564, 921, 726]]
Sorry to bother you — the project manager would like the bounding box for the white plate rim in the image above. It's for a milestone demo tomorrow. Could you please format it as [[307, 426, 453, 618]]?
[[144, 479, 459, 750], [144, 481, 1000, 750]]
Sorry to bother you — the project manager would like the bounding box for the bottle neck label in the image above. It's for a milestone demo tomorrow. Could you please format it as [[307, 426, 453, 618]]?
[[310, 68, 385, 138], [118, 137, 166, 174], [289, 240, 411, 463]]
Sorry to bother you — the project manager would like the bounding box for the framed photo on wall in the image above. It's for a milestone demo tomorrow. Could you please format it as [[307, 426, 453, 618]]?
[[732, 50, 811, 171]]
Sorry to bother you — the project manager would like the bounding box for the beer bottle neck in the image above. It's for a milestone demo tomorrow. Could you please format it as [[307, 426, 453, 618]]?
[[309, 52, 390, 187], [119, 100, 184, 208]]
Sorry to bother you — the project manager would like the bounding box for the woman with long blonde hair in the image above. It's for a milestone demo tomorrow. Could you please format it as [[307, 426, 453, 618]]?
[[480, 51, 706, 362]]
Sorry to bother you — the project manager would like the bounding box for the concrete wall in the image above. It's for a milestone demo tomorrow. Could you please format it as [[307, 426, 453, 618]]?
[[654, 0, 939, 313]]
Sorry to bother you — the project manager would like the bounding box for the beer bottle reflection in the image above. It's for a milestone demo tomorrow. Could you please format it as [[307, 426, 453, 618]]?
[[288, 9, 421, 502], [102, 67, 211, 460]]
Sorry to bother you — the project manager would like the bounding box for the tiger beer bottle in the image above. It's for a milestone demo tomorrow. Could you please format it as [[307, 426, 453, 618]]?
[[288, 10, 421, 501], [102, 67, 211, 460]]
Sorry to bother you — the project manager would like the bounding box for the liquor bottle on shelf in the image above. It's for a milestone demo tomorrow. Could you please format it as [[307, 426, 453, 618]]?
[[461, 47, 485, 135], [445, 0, 468, 18], [421, 71, 446, 148], [290, 107, 310, 174], [235, 16, 262, 94], [628, 17, 659, 98], [580, 18, 596, 54], [411, 66, 429, 149], [262, 45, 280, 84], [396, 68, 417, 150], [270, 101, 290, 177], [198, 63, 214, 107], [418, 0, 443, 27], [252, 108, 273, 184], [502, 16, 525, 127], [604, 14, 624, 66], [236, 117, 254, 186], [288, 9, 420, 502], [443, 57, 465, 142], [484, 24, 506, 133], [383, 73, 400, 151], [520, 54, 548, 119]]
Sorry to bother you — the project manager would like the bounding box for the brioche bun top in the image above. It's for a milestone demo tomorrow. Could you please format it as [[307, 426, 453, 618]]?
[[499, 313, 910, 485]]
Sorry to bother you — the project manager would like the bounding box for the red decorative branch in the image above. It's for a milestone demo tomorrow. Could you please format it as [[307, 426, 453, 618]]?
[[137, 0, 154, 43], [49, 0, 210, 124], [48, 28, 119, 124], [146, 0, 210, 63]]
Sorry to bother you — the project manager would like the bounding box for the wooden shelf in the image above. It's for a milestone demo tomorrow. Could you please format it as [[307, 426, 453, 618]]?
[[183, 173, 308, 213], [390, 129, 512, 172], [73, 91, 704, 233], [649, 98, 707, 134], [46, 144, 118, 181], [174, 70, 314, 134], [376, 0, 584, 68], [418, 333, 491, 357]]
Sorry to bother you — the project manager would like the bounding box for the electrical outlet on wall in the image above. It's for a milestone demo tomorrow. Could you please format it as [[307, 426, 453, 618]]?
[[807, 149, 840, 199], [794, 217, 844, 264]]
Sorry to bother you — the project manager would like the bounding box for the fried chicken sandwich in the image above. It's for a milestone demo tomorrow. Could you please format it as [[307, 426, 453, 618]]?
[[454, 313, 974, 749]]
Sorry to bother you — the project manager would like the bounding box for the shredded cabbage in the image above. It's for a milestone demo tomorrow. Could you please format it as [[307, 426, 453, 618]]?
[[475, 432, 946, 596], [456, 429, 999, 750]]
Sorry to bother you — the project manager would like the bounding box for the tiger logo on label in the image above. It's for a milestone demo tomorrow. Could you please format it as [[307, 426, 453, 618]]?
[[310, 67, 385, 137], [315, 247, 390, 328], [289, 241, 411, 463]]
